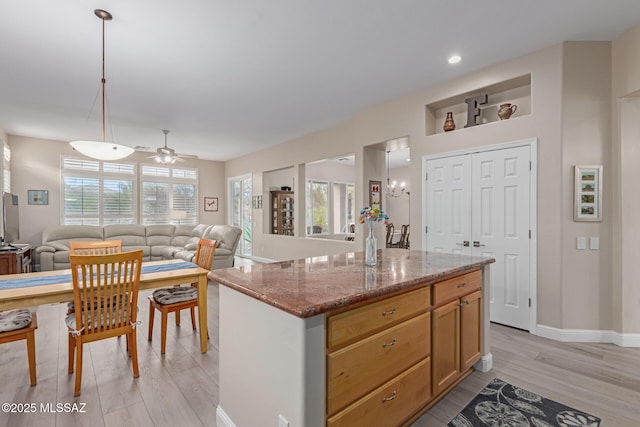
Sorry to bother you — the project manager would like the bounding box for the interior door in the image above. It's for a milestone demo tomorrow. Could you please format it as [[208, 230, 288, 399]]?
[[471, 146, 530, 330], [228, 175, 252, 257], [425, 154, 472, 255], [426, 145, 532, 330]]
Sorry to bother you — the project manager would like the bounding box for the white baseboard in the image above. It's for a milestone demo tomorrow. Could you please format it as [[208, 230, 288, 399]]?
[[474, 352, 493, 372], [537, 325, 640, 347], [216, 405, 236, 427]]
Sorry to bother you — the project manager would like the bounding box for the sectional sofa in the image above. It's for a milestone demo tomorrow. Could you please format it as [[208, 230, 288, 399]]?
[[36, 224, 242, 271]]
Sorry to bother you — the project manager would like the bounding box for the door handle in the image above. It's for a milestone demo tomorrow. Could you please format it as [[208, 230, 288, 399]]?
[[473, 241, 486, 247], [456, 241, 470, 247]]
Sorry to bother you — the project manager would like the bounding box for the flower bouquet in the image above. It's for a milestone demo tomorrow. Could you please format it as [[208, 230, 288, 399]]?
[[359, 207, 389, 265]]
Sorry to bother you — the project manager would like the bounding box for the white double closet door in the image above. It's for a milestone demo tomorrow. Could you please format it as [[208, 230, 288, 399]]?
[[426, 144, 533, 331]]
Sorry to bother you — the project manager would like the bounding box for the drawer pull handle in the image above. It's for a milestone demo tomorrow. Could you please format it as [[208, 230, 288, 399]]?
[[382, 390, 397, 402], [381, 308, 397, 316], [382, 338, 397, 348], [459, 299, 470, 306], [457, 282, 466, 288]]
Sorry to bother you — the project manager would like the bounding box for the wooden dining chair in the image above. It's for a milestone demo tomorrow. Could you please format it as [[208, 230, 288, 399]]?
[[70, 240, 122, 255], [398, 224, 410, 249], [148, 238, 216, 355], [385, 223, 395, 248], [67, 250, 143, 396], [0, 309, 38, 386], [67, 240, 123, 314]]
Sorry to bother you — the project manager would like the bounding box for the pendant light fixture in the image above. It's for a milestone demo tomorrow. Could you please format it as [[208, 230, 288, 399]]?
[[69, 9, 134, 161], [386, 150, 406, 198]]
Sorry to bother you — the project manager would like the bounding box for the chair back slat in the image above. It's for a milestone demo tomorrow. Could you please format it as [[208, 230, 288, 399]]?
[[70, 240, 122, 256], [70, 250, 143, 336]]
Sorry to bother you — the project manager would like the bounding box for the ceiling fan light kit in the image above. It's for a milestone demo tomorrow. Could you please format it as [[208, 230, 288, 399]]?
[[149, 129, 197, 164], [69, 9, 134, 161]]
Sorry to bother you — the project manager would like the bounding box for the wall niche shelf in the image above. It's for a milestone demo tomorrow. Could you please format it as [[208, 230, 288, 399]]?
[[426, 74, 531, 135]]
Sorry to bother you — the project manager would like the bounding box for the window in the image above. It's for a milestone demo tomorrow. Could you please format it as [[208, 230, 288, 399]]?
[[141, 165, 198, 225], [333, 182, 355, 234], [3, 142, 10, 193], [306, 180, 329, 235], [62, 157, 136, 225]]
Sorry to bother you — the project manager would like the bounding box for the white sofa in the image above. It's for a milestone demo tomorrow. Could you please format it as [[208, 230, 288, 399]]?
[[36, 224, 242, 271]]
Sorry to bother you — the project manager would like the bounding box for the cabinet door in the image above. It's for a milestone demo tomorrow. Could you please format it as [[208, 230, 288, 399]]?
[[432, 299, 459, 395], [460, 290, 482, 372]]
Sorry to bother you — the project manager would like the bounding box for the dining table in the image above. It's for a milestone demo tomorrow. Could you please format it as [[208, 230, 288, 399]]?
[[0, 259, 211, 353]]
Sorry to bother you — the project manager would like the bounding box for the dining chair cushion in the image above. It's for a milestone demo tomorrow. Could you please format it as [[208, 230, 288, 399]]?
[[152, 286, 197, 305], [65, 304, 136, 331], [0, 308, 33, 332], [67, 296, 126, 313]]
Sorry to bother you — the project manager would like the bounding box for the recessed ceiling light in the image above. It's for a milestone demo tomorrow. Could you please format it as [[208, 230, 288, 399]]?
[[448, 55, 462, 64]]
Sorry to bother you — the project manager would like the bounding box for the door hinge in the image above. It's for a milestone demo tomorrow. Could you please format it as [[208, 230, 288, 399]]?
[[425, 226, 428, 233], [528, 298, 531, 307], [529, 161, 532, 171], [425, 172, 428, 180], [529, 230, 531, 239]]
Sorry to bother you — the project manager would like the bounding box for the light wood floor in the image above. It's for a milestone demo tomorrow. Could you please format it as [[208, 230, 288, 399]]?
[[1, 275, 639, 426]]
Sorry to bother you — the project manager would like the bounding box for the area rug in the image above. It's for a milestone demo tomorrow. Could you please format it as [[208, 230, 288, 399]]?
[[447, 378, 600, 427]]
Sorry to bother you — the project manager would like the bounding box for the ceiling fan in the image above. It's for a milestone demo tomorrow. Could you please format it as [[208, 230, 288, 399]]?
[[149, 130, 198, 164]]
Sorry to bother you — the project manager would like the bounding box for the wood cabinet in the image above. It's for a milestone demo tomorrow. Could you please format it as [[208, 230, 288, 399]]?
[[326, 287, 431, 426], [270, 190, 294, 236], [432, 270, 482, 396], [0, 245, 33, 275]]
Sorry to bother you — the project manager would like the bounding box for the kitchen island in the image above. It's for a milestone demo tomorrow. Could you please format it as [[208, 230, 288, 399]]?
[[209, 249, 494, 427]]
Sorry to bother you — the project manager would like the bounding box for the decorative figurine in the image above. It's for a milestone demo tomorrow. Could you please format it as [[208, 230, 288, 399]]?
[[443, 112, 456, 132]]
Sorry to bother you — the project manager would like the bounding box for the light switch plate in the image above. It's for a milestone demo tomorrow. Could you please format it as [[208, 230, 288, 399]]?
[[590, 237, 600, 250], [577, 237, 587, 250]]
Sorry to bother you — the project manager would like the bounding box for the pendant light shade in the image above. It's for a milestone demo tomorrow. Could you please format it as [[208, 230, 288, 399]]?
[[69, 9, 133, 161]]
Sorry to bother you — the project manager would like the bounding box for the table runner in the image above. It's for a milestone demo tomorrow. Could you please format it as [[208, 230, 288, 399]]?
[[0, 262, 198, 290]]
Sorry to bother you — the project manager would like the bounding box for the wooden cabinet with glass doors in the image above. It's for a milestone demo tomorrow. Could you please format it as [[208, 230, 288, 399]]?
[[270, 190, 294, 236]]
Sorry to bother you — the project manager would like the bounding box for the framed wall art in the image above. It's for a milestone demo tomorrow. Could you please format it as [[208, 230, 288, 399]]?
[[369, 180, 381, 210], [574, 165, 602, 221], [204, 197, 219, 212], [28, 189, 48, 205]]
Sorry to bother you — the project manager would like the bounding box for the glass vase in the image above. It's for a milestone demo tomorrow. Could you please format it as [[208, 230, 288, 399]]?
[[365, 222, 377, 266]]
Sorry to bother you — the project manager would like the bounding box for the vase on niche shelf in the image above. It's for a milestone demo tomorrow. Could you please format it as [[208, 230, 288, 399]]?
[[443, 112, 456, 132], [497, 103, 517, 120], [365, 221, 377, 266]]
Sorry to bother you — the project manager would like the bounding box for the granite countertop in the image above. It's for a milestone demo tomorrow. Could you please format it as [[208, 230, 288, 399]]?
[[208, 249, 494, 318]]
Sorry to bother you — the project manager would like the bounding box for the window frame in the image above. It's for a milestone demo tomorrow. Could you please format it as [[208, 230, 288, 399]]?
[[140, 163, 199, 225], [61, 156, 138, 225]]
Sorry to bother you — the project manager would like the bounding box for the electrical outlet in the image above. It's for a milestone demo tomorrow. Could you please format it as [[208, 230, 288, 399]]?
[[278, 414, 289, 427]]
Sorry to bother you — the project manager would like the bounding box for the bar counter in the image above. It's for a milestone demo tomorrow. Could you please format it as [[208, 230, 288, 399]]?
[[208, 249, 493, 318], [209, 249, 494, 427]]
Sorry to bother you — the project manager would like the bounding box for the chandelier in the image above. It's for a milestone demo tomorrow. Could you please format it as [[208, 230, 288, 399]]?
[[69, 9, 134, 161], [386, 150, 406, 198]]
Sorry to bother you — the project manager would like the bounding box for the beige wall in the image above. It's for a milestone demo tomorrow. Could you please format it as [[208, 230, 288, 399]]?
[[612, 23, 640, 334], [8, 135, 226, 250], [5, 25, 640, 335], [560, 42, 612, 330], [225, 39, 638, 335]]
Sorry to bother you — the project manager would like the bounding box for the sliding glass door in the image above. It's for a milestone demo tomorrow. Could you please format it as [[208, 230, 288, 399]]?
[[228, 174, 252, 257]]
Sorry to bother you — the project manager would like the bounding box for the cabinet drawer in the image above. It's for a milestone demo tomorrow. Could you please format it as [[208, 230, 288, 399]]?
[[327, 312, 430, 415], [327, 358, 431, 427], [432, 270, 481, 306], [327, 287, 430, 350]]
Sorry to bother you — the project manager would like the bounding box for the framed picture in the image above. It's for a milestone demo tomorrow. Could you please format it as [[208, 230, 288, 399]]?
[[252, 195, 262, 209], [204, 197, 218, 212], [28, 189, 48, 205], [574, 165, 602, 221], [369, 180, 381, 210]]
